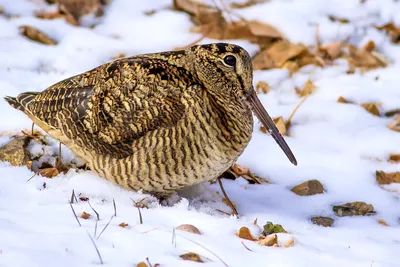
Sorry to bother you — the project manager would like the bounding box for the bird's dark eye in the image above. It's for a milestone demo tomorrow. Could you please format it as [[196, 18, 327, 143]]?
[[223, 55, 236, 67]]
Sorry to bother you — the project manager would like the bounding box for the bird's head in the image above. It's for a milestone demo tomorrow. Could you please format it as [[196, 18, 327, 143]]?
[[186, 43, 297, 166]]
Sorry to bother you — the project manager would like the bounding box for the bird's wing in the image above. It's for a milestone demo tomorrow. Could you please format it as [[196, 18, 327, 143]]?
[[25, 57, 193, 158]]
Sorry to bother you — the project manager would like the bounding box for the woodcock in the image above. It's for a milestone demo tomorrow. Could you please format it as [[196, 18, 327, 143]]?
[[5, 43, 297, 196]]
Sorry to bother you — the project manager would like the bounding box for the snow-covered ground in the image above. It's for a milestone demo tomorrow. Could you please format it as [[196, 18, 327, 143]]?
[[1, 0, 400, 266]]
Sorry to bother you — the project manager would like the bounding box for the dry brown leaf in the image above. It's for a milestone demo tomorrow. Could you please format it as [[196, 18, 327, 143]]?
[[364, 40, 376, 52], [256, 234, 278, 246], [296, 79, 317, 97], [226, 163, 270, 184], [136, 262, 148, 267], [80, 212, 91, 219], [179, 252, 203, 262], [173, 0, 213, 14], [252, 51, 275, 70], [255, 81, 270, 94], [320, 42, 342, 59], [253, 218, 258, 225], [346, 44, 387, 71], [337, 96, 352, 103], [273, 117, 287, 136], [328, 15, 350, 24], [38, 167, 60, 178], [176, 224, 202, 235], [389, 154, 400, 162], [19, 26, 57, 45], [388, 115, 400, 132], [375, 23, 400, 43], [378, 219, 389, 226], [282, 61, 299, 76], [267, 40, 307, 67], [230, 0, 268, 9], [119, 222, 129, 228], [236, 226, 257, 241], [376, 170, 400, 185], [58, 0, 103, 21], [283, 237, 295, 247], [247, 20, 282, 39], [361, 103, 381, 116]]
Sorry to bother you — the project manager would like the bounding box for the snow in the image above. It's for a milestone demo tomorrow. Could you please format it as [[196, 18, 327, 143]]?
[[1, 0, 400, 267]]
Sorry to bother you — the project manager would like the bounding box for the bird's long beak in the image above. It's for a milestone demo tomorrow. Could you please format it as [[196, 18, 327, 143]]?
[[247, 89, 297, 166]]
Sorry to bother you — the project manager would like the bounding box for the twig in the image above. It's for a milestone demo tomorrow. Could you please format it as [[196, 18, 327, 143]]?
[[94, 219, 98, 238], [88, 201, 100, 221], [137, 207, 143, 224], [27, 171, 39, 182], [86, 231, 104, 265], [70, 189, 78, 204], [286, 93, 311, 127], [146, 257, 153, 267], [69, 203, 81, 226], [172, 228, 177, 248], [96, 216, 114, 240], [241, 241, 253, 251], [113, 198, 117, 217], [217, 177, 239, 217]]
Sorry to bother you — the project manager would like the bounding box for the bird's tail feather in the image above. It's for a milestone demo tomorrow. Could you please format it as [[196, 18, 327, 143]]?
[[4, 92, 39, 112]]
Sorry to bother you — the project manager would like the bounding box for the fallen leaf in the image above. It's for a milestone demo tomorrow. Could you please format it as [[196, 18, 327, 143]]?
[[273, 116, 287, 136], [320, 42, 342, 59], [19, 26, 57, 45], [256, 234, 278, 246], [364, 40, 376, 52], [58, 0, 103, 21], [291, 180, 324, 196], [136, 262, 148, 267], [282, 61, 299, 76], [311, 216, 334, 227], [375, 23, 400, 43], [384, 109, 400, 117], [255, 81, 270, 94], [296, 79, 317, 97], [179, 252, 203, 262], [337, 96, 352, 103], [225, 164, 270, 184], [388, 115, 400, 132], [176, 224, 202, 235], [361, 103, 381, 116], [333, 202, 375, 217], [253, 218, 258, 225], [376, 170, 400, 184], [389, 154, 400, 162], [38, 167, 59, 178], [283, 237, 295, 247], [80, 212, 91, 219], [345, 44, 388, 71], [79, 196, 89, 201], [247, 20, 283, 39], [267, 40, 308, 67], [328, 15, 350, 24], [236, 226, 257, 241], [262, 222, 287, 236], [230, 0, 268, 9], [378, 219, 389, 226], [119, 222, 129, 228]]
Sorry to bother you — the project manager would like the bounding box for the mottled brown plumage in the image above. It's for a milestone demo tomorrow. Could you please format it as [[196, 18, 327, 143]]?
[[5, 43, 297, 195]]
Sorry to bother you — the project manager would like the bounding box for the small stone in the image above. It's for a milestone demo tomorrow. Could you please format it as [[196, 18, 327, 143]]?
[[311, 216, 334, 227], [0, 136, 31, 166], [333, 201, 375, 217], [291, 179, 324, 196]]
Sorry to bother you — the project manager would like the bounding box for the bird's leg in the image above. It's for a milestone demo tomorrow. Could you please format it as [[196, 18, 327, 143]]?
[[31, 123, 35, 136], [217, 175, 239, 217]]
